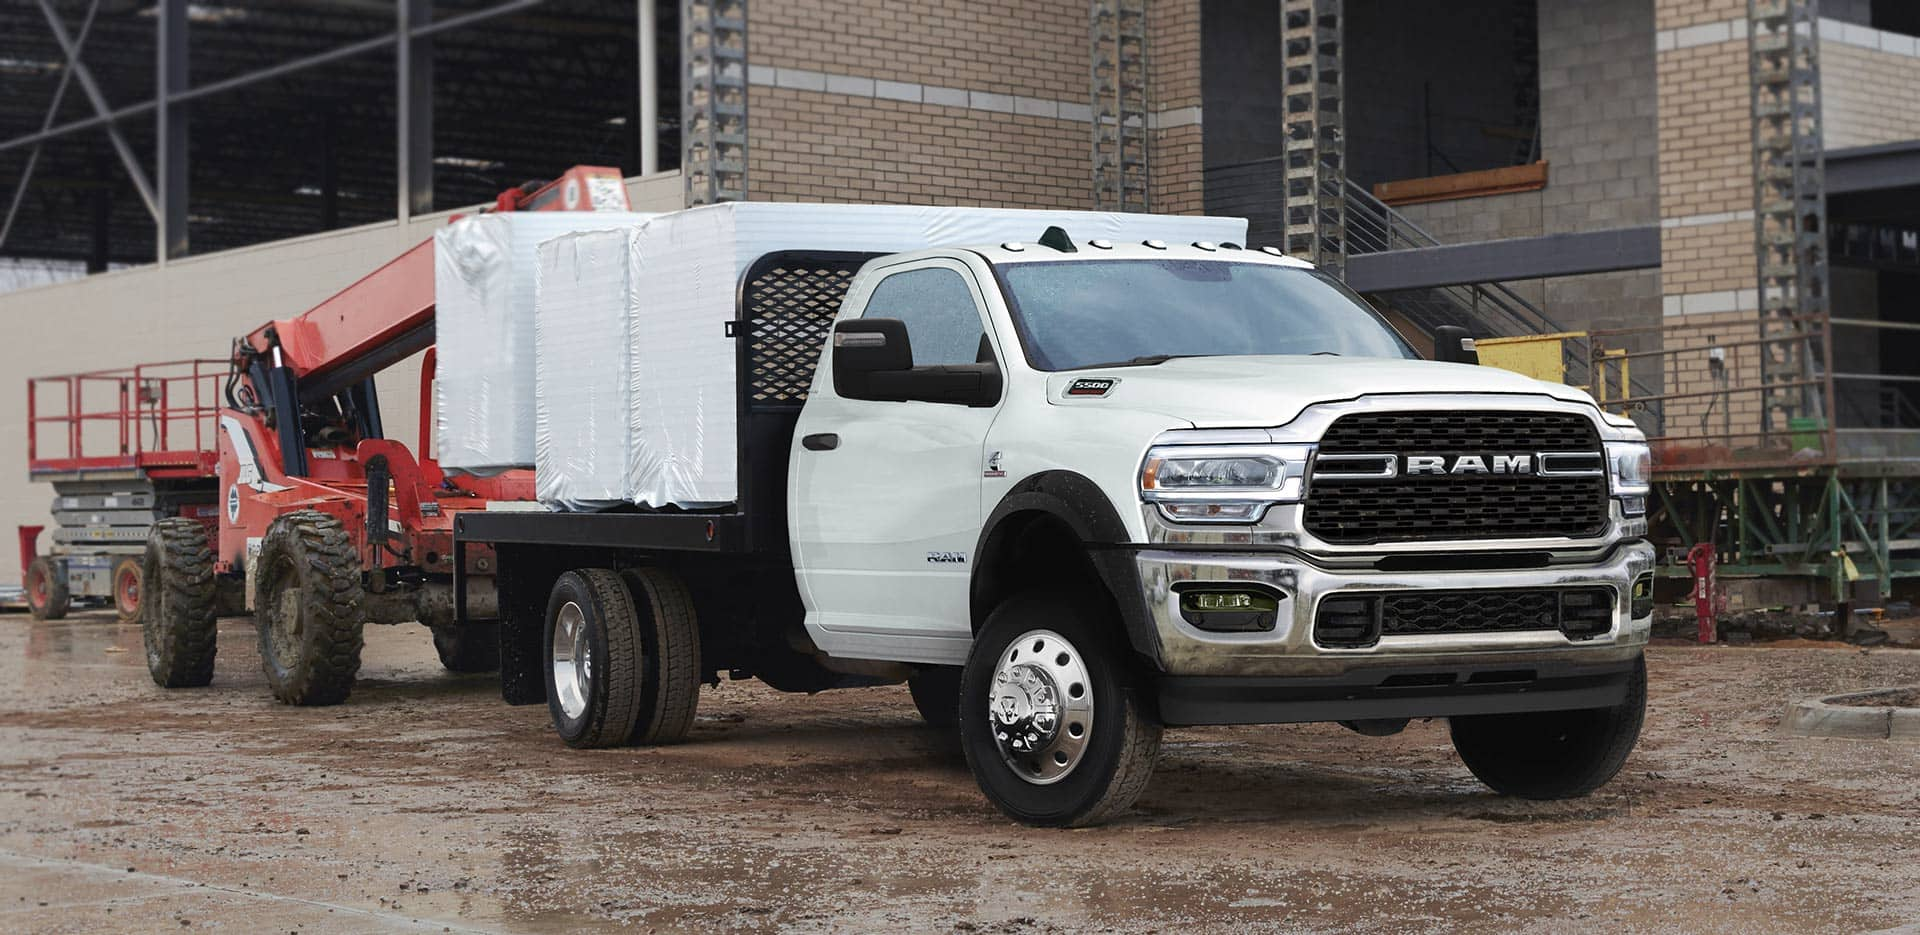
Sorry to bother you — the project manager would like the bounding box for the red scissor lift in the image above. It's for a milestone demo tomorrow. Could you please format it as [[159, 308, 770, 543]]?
[[23, 360, 224, 621]]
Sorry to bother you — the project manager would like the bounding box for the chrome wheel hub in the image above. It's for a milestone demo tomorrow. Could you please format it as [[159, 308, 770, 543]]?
[[550, 601, 591, 720], [988, 629, 1094, 785]]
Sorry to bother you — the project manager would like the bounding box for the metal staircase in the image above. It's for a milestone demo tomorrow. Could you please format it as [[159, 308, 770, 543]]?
[[1090, 0, 1151, 211]]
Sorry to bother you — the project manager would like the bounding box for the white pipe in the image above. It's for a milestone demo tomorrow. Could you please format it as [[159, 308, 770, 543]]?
[[638, 0, 659, 177]]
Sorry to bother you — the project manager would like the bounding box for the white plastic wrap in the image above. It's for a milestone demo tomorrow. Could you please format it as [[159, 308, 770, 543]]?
[[432, 211, 653, 473], [605, 203, 1250, 510], [533, 229, 639, 507]]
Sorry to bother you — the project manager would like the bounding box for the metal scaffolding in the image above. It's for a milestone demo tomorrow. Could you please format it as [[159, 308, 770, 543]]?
[[1280, 0, 1346, 277], [1089, 0, 1150, 211], [683, 0, 747, 206]]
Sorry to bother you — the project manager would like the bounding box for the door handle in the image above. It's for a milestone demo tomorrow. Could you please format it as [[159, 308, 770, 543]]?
[[801, 433, 840, 451]]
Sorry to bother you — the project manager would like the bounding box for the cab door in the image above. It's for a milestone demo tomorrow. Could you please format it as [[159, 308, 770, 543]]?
[[788, 258, 1005, 664]]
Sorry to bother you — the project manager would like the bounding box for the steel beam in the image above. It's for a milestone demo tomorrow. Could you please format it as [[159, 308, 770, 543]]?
[[35, 0, 159, 222], [1344, 225, 1662, 293], [0, 0, 546, 157], [397, 0, 434, 219], [157, 0, 188, 261], [0, 0, 99, 253]]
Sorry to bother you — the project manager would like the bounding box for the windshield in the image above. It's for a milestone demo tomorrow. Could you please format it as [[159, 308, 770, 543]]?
[[994, 259, 1416, 371]]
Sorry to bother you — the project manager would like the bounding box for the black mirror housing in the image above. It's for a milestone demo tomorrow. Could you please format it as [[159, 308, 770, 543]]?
[[832, 319, 913, 399], [1431, 325, 1480, 365], [832, 318, 1001, 407]]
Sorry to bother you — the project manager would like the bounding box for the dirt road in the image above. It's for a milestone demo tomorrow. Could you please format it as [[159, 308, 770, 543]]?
[[2, 612, 1917, 933]]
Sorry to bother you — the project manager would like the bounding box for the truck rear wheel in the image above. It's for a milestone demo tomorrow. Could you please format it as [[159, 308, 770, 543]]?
[[908, 666, 962, 728], [112, 555, 144, 624], [254, 511, 365, 706], [431, 623, 500, 672], [958, 592, 1161, 827], [25, 556, 69, 621], [142, 519, 218, 688], [544, 569, 641, 748], [1450, 655, 1647, 799], [617, 568, 702, 745]]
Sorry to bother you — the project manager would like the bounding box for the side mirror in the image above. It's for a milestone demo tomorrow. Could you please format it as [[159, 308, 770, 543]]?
[[1432, 325, 1480, 365], [831, 319, 913, 400], [831, 317, 1001, 407]]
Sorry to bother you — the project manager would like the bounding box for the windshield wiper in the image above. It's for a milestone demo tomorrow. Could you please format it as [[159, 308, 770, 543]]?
[[1070, 354, 1191, 370]]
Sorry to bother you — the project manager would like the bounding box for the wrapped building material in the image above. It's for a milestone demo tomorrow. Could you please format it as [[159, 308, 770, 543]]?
[[535, 202, 1246, 510], [432, 211, 652, 473], [533, 229, 639, 507]]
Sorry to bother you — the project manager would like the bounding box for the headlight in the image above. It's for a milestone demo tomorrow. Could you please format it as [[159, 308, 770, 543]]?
[[1605, 440, 1652, 496], [1140, 444, 1312, 524]]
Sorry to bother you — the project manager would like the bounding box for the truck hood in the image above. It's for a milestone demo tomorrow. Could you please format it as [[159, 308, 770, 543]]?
[[1044, 355, 1598, 429]]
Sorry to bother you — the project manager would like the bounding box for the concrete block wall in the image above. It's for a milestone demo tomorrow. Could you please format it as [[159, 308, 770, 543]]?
[[1823, 22, 1920, 149], [0, 174, 683, 580], [1393, 0, 1661, 342]]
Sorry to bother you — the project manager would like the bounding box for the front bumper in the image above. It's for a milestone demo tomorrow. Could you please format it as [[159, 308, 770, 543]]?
[[1134, 539, 1655, 679]]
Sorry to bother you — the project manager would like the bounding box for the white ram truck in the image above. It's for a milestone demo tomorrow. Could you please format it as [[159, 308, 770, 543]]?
[[456, 227, 1655, 827]]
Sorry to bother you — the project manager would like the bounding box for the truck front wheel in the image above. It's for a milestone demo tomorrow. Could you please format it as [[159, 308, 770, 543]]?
[[1450, 655, 1647, 799], [254, 511, 366, 706], [958, 592, 1161, 827]]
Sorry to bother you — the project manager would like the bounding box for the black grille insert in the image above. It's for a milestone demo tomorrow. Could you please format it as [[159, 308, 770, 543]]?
[[1313, 586, 1619, 648], [1306, 411, 1608, 543]]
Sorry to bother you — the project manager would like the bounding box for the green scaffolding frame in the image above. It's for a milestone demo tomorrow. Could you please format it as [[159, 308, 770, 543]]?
[[1652, 467, 1920, 605]]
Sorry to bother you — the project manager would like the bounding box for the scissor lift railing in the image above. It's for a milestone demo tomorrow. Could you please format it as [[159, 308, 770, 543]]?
[[27, 359, 225, 478]]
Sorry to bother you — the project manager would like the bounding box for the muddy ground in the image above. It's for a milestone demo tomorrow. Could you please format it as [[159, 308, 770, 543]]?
[[1, 612, 1917, 934]]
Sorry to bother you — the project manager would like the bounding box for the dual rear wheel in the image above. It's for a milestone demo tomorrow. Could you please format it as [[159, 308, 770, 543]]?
[[543, 567, 702, 748]]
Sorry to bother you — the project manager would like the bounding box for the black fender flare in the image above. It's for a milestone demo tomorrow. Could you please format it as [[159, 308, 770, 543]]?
[[971, 471, 1163, 670]]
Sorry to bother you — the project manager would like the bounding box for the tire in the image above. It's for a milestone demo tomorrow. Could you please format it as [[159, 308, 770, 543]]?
[[617, 568, 702, 745], [958, 591, 1161, 827], [908, 666, 962, 728], [431, 622, 500, 673], [141, 519, 217, 688], [1450, 655, 1648, 800], [112, 555, 144, 624], [544, 569, 645, 749], [253, 510, 365, 706], [25, 556, 69, 621]]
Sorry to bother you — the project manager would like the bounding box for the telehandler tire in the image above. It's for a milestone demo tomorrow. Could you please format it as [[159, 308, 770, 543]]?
[[254, 510, 365, 706], [141, 519, 218, 688]]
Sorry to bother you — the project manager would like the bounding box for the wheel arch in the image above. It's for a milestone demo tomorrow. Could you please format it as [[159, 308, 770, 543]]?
[[971, 471, 1162, 671]]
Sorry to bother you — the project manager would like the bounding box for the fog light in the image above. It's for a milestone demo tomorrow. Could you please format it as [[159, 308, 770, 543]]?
[[1619, 495, 1647, 517], [1631, 573, 1655, 619], [1178, 588, 1282, 632]]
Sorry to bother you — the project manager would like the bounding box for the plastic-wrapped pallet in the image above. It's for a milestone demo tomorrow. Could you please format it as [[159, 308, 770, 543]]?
[[610, 203, 1250, 509], [533, 229, 638, 508], [432, 210, 652, 474]]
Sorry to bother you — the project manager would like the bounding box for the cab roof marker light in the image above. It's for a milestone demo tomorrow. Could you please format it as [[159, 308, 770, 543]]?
[[1001, 242, 1026, 252], [1221, 242, 1244, 250], [1089, 239, 1114, 249], [1260, 245, 1286, 257], [1193, 241, 1218, 251], [1143, 239, 1167, 250]]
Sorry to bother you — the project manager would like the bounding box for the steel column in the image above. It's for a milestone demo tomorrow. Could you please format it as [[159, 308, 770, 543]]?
[[156, 0, 188, 262], [397, 0, 434, 220], [640, 0, 660, 176]]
